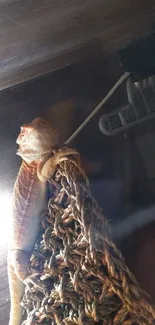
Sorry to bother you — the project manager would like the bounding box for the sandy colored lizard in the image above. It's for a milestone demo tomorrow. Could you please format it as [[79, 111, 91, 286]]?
[[8, 117, 78, 325]]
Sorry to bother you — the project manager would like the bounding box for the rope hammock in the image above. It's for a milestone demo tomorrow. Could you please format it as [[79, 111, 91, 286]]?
[[21, 148, 155, 325]]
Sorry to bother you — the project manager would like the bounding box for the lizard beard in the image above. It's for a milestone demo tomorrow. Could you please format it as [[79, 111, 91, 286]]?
[[17, 148, 50, 164]]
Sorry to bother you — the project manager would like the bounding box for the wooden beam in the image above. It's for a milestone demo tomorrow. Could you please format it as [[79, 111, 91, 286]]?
[[0, 0, 155, 89]]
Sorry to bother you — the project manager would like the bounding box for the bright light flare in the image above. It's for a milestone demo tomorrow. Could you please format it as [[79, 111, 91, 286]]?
[[0, 192, 12, 247]]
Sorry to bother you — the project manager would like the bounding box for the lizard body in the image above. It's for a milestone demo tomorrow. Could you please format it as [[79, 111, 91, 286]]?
[[8, 117, 58, 325], [8, 161, 48, 325], [8, 117, 77, 325]]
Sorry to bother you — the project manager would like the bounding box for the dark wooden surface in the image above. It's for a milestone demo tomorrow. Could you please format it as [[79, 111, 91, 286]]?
[[0, 0, 155, 89]]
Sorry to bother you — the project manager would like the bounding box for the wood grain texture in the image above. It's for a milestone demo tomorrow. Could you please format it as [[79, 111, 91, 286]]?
[[0, 0, 155, 89]]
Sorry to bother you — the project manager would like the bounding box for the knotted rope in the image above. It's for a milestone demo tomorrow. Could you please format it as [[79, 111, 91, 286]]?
[[21, 148, 155, 325]]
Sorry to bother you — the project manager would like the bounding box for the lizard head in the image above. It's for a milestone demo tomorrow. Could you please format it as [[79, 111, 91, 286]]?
[[16, 117, 59, 164]]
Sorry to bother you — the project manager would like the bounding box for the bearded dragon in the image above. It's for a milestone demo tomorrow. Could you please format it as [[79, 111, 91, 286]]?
[[8, 117, 78, 325]]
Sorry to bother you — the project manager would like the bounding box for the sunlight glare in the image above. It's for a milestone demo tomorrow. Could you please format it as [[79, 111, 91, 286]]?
[[0, 192, 12, 247]]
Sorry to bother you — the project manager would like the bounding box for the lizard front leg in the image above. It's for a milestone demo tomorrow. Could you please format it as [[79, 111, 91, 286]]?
[[8, 161, 48, 325], [37, 149, 80, 182], [8, 250, 30, 325]]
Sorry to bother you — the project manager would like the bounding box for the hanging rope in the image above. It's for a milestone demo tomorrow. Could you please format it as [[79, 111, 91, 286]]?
[[65, 72, 130, 145], [21, 148, 155, 325]]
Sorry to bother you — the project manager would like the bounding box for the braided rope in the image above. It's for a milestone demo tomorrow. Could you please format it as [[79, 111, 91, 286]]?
[[21, 148, 155, 325]]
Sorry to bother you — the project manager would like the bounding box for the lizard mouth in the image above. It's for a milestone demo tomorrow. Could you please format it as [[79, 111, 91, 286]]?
[[16, 145, 27, 154], [16, 117, 58, 161], [16, 117, 51, 145], [16, 126, 34, 157]]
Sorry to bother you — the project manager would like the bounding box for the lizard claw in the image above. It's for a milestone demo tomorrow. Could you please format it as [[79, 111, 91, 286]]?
[[37, 149, 79, 182], [23, 275, 32, 290], [24, 275, 48, 296]]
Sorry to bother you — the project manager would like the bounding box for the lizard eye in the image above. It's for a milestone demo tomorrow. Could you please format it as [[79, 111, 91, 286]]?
[[20, 127, 28, 136], [41, 120, 47, 125], [20, 128, 24, 134]]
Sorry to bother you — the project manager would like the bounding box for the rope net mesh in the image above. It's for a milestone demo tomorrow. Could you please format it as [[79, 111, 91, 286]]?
[[21, 148, 155, 325]]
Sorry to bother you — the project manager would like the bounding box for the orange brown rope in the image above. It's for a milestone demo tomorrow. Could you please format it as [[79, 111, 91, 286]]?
[[21, 148, 155, 325]]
